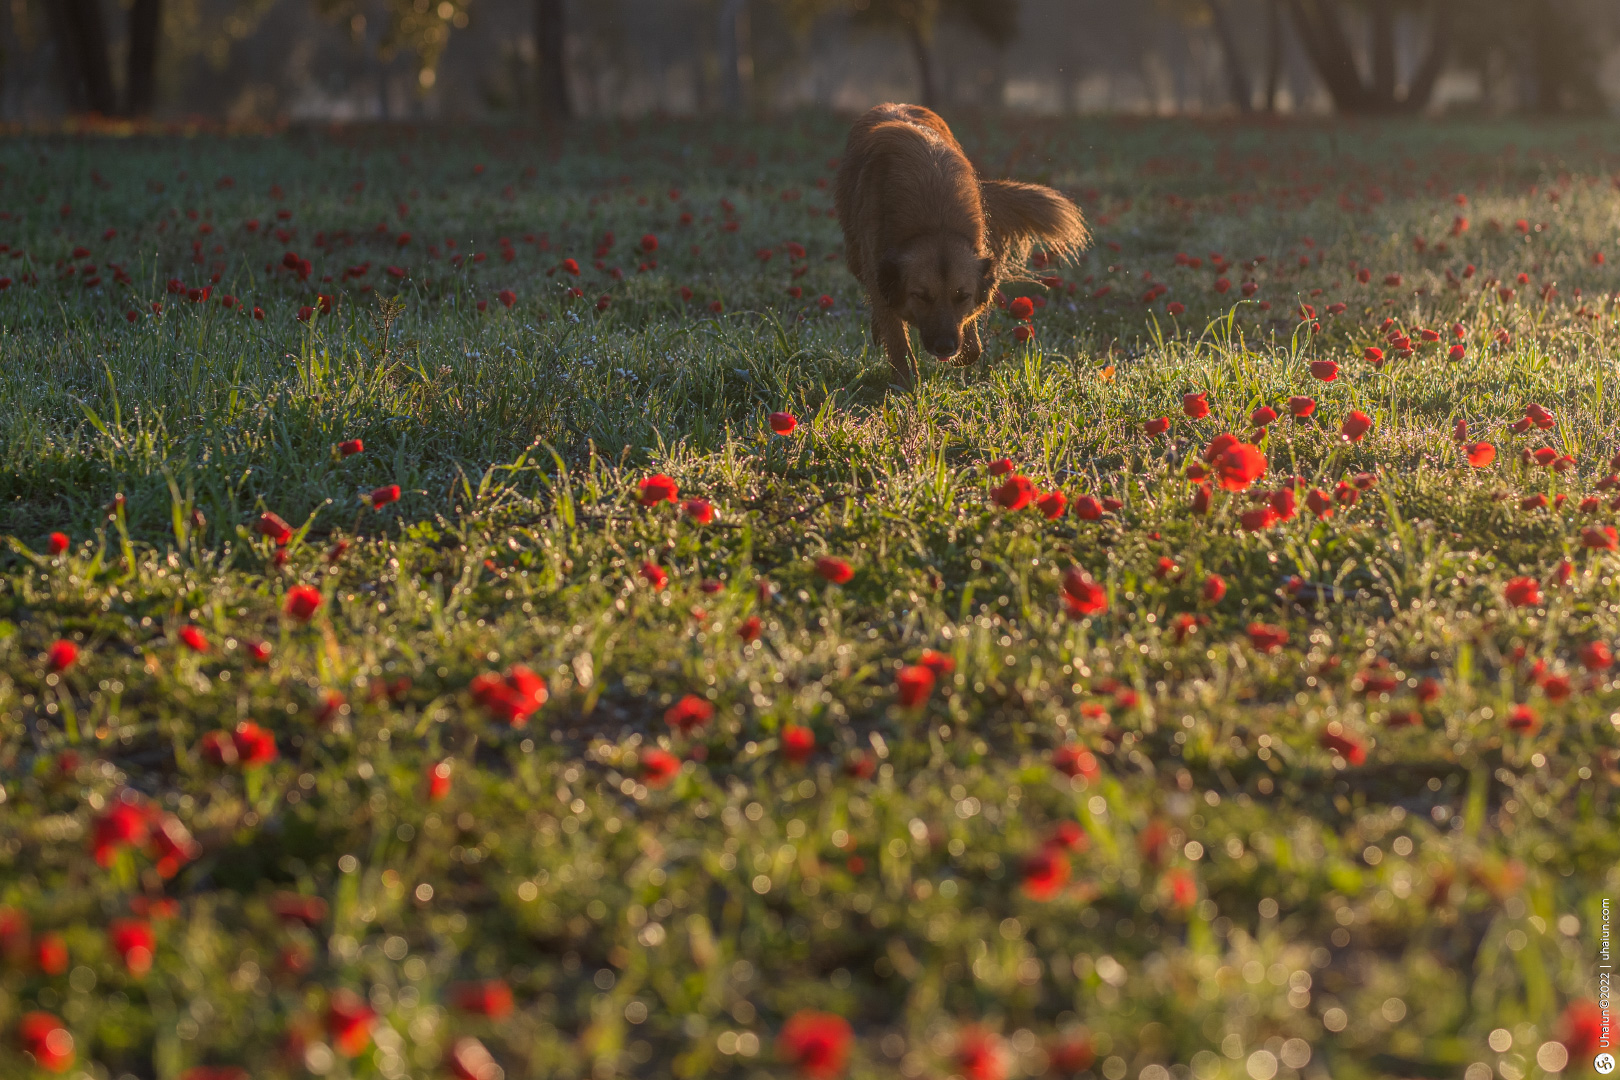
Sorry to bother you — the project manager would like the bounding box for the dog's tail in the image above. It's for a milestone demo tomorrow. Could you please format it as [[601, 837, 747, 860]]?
[[980, 179, 1090, 274]]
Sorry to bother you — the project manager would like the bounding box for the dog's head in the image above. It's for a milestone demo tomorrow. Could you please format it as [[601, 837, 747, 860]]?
[[877, 234, 995, 361]]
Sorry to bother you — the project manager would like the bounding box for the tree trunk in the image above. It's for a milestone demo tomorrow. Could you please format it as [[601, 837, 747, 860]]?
[[1206, 0, 1253, 113], [905, 22, 937, 109], [1402, 0, 1451, 113], [535, 0, 570, 123], [718, 0, 746, 114], [1369, 0, 1396, 108], [1265, 0, 1283, 111], [50, 0, 117, 115], [126, 0, 162, 117]]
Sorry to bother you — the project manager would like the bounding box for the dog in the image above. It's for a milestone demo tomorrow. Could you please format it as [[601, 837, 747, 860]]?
[[835, 103, 1089, 383]]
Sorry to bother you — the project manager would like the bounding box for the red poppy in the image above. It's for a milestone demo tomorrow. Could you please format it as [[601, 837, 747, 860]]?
[[46, 640, 78, 672], [769, 411, 798, 435], [1363, 347, 1384, 365], [1559, 1000, 1604, 1058], [1216, 443, 1267, 492], [18, 1012, 74, 1073], [1250, 405, 1277, 427], [327, 990, 376, 1057], [1308, 360, 1338, 383], [777, 1011, 852, 1079], [1036, 490, 1068, 519], [1063, 569, 1108, 616], [1340, 411, 1373, 442], [1052, 745, 1099, 779], [1542, 674, 1572, 701], [665, 694, 714, 732], [108, 918, 154, 975], [818, 294, 834, 310], [427, 760, 452, 800], [1182, 392, 1210, 420], [1240, 506, 1279, 531], [896, 665, 936, 707], [1582, 526, 1618, 551], [1318, 729, 1366, 765], [1143, 417, 1170, 436], [958, 1028, 1008, 1080], [641, 749, 680, 788], [1580, 641, 1613, 671], [639, 562, 670, 590], [452, 980, 514, 1019], [336, 439, 364, 458], [991, 475, 1036, 510], [1008, 296, 1035, 321], [179, 625, 209, 652], [1190, 484, 1212, 515], [815, 556, 854, 584], [1507, 704, 1539, 734], [48, 531, 70, 555], [1504, 577, 1542, 608], [782, 725, 815, 763], [36, 934, 69, 976], [1164, 866, 1198, 910], [1072, 494, 1107, 521], [1247, 623, 1288, 652], [916, 650, 955, 676], [1021, 848, 1070, 901], [1462, 442, 1496, 468], [284, 585, 322, 621], [255, 511, 294, 545], [469, 666, 549, 725], [1048, 1033, 1095, 1074], [683, 498, 715, 524], [1520, 493, 1548, 512], [737, 615, 762, 643], [638, 474, 679, 506]]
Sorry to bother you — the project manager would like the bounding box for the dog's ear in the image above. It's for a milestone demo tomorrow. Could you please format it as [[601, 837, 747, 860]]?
[[975, 256, 995, 306], [876, 253, 904, 307]]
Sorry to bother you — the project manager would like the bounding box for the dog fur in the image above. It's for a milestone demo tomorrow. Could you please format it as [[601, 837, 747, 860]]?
[[835, 103, 1089, 383]]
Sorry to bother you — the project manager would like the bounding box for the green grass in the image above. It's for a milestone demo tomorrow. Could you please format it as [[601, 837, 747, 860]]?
[[1, 114, 1618, 1080]]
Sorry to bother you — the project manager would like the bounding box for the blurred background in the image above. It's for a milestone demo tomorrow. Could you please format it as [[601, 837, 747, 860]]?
[[4, 0, 1620, 124]]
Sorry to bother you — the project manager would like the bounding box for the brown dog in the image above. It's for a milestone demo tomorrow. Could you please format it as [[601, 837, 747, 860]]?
[[835, 103, 1089, 383]]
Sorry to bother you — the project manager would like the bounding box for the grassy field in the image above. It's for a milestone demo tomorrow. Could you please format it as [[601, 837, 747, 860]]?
[[1, 113, 1619, 1080]]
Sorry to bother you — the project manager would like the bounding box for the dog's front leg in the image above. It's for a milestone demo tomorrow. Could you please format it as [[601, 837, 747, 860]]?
[[955, 318, 983, 367], [872, 305, 915, 385]]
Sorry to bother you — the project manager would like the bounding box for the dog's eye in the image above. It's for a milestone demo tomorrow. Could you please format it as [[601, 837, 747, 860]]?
[[953, 290, 970, 302], [912, 291, 931, 303]]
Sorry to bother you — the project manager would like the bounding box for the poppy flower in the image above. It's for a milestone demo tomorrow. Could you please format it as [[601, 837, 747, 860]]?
[[336, 439, 364, 458], [228, 721, 277, 767], [1216, 443, 1267, 492], [18, 1012, 74, 1073], [1190, 484, 1212, 515], [1021, 848, 1070, 901], [1542, 674, 1572, 701], [639, 562, 669, 590], [1166, 301, 1186, 316], [1215, 277, 1231, 293], [683, 498, 714, 524], [1201, 574, 1226, 602], [427, 760, 452, 800], [1250, 405, 1277, 427], [737, 615, 762, 643], [367, 485, 401, 508], [665, 694, 714, 732], [179, 625, 209, 652], [469, 666, 549, 725], [815, 556, 854, 584], [918, 650, 955, 675], [1340, 411, 1373, 442], [768, 411, 798, 435], [777, 1011, 852, 1079], [92, 801, 153, 866], [452, 980, 514, 1019], [1504, 577, 1542, 608], [1062, 569, 1108, 616], [1269, 486, 1297, 521], [1240, 506, 1278, 531], [641, 749, 680, 788], [327, 990, 376, 1057], [781, 725, 815, 763], [1507, 704, 1539, 734], [1559, 1000, 1604, 1058], [1048, 1032, 1095, 1074], [1288, 396, 1315, 419], [991, 475, 1036, 510], [47, 640, 78, 672], [1579, 641, 1613, 671], [1164, 866, 1198, 910], [1582, 526, 1619, 551], [108, 918, 154, 975], [1553, 559, 1575, 587], [640, 234, 658, 253], [1318, 729, 1366, 765], [1072, 494, 1107, 521], [36, 934, 69, 976], [818, 294, 834, 310], [283, 585, 322, 622], [896, 665, 936, 707], [1143, 417, 1170, 436], [48, 531, 71, 554], [638, 474, 678, 506], [1052, 745, 1099, 779], [255, 511, 294, 545], [1310, 360, 1339, 382], [1462, 442, 1496, 468], [957, 1028, 1009, 1080], [1008, 296, 1035, 321], [1035, 490, 1068, 519], [1182, 392, 1210, 420], [1246, 623, 1288, 652], [1520, 493, 1548, 512]]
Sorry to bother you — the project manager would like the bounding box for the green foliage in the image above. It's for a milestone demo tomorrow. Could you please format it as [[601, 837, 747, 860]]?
[[0, 115, 1616, 1078]]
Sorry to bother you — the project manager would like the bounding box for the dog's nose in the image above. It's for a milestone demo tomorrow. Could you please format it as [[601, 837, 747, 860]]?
[[928, 339, 960, 359]]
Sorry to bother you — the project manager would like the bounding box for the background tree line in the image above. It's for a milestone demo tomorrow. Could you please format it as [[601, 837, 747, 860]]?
[[5, 0, 1617, 123]]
